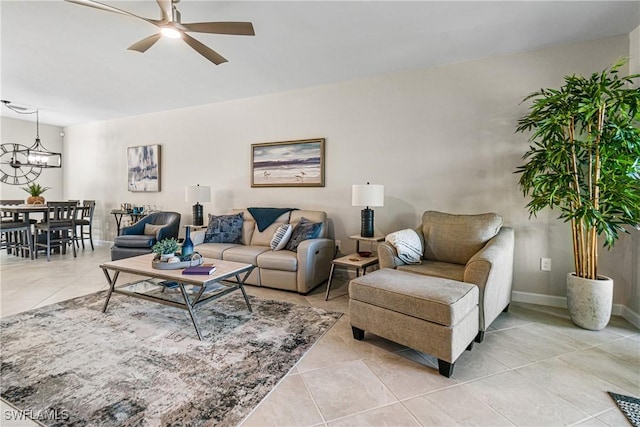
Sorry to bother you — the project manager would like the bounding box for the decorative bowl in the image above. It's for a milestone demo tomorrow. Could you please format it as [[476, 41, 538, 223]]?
[[152, 253, 203, 270], [357, 251, 372, 258]]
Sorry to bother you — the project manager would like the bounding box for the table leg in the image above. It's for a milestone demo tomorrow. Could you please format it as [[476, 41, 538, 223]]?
[[325, 263, 336, 301], [356, 267, 361, 277], [102, 269, 120, 313], [178, 282, 204, 340], [113, 213, 123, 236], [235, 269, 253, 312]]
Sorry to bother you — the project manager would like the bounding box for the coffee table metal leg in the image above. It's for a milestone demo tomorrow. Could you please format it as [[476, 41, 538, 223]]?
[[101, 269, 120, 313], [178, 283, 204, 341], [325, 263, 336, 301], [235, 270, 253, 312]]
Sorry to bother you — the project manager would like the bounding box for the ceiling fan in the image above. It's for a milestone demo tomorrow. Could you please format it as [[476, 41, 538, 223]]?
[[65, 0, 255, 65]]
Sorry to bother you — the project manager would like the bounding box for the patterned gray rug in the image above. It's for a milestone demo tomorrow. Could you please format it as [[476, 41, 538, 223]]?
[[1, 290, 341, 426], [609, 392, 640, 427]]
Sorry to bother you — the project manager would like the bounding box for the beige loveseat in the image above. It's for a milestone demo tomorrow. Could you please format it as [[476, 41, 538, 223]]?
[[191, 209, 334, 294], [378, 211, 514, 342]]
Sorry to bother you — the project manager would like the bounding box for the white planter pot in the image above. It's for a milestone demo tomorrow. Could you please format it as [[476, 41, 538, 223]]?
[[566, 273, 613, 331]]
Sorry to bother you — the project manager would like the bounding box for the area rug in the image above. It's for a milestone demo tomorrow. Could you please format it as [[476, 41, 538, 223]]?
[[609, 392, 640, 427], [1, 290, 342, 426]]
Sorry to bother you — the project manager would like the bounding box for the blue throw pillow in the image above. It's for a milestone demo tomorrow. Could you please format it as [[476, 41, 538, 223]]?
[[285, 217, 322, 251], [204, 213, 244, 244]]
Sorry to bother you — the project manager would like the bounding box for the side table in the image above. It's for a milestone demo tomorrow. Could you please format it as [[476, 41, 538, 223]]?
[[349, 234, 385, 252], [324, 253, 379, 301], [110, 209, 148, 235]]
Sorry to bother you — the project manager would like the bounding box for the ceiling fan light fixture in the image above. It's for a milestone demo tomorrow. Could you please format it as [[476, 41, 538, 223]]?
[[161, 26, 181, 39]]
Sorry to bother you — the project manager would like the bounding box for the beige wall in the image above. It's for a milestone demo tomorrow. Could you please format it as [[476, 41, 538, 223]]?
[[618, 25, 640, 317], [3, 35, 636, 316]]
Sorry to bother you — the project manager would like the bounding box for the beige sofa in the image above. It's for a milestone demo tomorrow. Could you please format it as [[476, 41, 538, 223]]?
[[378, 211, 514, 342], [191, 209, 334, 294]]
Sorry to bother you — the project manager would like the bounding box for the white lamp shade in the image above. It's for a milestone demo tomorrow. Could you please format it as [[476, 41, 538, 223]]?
[[185, 185, 211, 203], [352, 184, 384, 207]]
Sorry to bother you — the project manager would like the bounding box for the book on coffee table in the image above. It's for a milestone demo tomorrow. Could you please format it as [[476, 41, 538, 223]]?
[[182, 265, 216, 275]]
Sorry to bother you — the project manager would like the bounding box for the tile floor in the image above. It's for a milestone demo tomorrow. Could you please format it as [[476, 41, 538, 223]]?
[[1, 244, 639, 427]]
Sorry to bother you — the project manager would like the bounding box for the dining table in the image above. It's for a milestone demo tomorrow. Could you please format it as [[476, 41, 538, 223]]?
[[1, 203, 50, 224]]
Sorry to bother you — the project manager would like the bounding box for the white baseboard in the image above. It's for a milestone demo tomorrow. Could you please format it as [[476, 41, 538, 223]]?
[[512, 291, 640, 330], [511, 291, 567, 308], [621, 305, 640, 330]]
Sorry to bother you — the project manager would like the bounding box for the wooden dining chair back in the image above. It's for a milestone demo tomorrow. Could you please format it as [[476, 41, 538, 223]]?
[[75, 200, 96, 250], [0, 220, 33, 259], [34, 201, 78, 261]]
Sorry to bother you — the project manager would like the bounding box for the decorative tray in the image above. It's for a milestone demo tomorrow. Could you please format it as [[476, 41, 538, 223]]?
[[152, 256, 203, 270]]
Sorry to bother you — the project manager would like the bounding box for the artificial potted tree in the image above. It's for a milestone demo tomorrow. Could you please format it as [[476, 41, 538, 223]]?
[[21, 182, 51, 205], [515, 59, 640, 330]]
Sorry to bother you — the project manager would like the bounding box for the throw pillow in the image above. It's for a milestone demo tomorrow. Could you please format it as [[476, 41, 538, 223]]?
[[270, 223, 293, 251], [204, 212, 244, 244], [285, 217, 322, 252], [143, 223, 164, 238]]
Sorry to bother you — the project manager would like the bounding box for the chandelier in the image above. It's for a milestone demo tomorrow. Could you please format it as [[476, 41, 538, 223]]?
[[2, 100, 62, 168]]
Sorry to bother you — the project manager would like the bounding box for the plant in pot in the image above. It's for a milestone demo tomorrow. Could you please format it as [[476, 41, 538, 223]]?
[[21, 182, 51, 205], [515, 58, 640, 330], [152, 238, 180, 262]]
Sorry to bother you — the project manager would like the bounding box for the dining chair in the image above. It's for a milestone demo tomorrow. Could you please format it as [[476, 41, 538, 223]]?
[[0, 220, 33, 259], [34, 201, 78, 261], [74, 200, 96, 250]]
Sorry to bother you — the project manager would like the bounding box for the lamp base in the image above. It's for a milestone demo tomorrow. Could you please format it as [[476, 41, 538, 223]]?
[[360, 208, 374, 238], [192, 203, 204, 226]]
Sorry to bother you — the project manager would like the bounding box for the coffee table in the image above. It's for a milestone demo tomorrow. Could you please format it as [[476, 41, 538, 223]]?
[[100, 253, 254, 340]]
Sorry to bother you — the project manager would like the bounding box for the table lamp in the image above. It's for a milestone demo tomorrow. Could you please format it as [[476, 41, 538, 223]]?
[[185, 184, 211, 226], [352, 182, 384, 237]]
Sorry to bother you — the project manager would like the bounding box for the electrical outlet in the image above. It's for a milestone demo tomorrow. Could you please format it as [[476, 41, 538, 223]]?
[[335, 240, 341, 251], [540, 257, 552, 271]]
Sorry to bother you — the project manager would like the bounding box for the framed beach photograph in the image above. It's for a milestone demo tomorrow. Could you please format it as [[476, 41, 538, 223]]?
[[127, 144, 161, 192], [251, 138, 325, 187]]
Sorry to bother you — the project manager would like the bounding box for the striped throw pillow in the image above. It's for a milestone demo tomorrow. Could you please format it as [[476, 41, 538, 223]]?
[[270, 224, 293, 251]]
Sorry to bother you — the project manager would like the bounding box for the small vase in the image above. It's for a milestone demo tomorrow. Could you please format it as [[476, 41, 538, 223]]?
[[182, 227, 194, 257], [160, 254, 173, 262]]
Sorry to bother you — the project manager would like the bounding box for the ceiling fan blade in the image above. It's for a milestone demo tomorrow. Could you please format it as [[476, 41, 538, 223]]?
[[181, 22, 255, 36], [64, 0, 162, 25], [182, 33, 227, 65], [128, 34, 162, 53], [156, 0, 172, 22]]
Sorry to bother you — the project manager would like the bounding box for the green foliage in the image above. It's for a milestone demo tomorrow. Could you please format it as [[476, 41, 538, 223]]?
[[515, 58, 640, 279], [152, 238, 179, 255], [21, 182, 51, 196]]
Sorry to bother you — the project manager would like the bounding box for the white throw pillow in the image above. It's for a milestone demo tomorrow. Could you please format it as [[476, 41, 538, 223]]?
[[270, 224, 293, 251]]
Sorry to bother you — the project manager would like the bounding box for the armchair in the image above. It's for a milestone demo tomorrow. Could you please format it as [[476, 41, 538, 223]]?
[[110, 211, 181, 261], [378, 211, 514, 342]]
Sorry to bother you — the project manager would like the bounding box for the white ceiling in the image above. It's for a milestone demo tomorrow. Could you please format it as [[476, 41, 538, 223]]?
[[1, 1, 639, 127]]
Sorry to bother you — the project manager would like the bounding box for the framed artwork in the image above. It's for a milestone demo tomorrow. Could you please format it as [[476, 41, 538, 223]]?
[[251, 138, 325, 187], [127, 144, 160, 192]]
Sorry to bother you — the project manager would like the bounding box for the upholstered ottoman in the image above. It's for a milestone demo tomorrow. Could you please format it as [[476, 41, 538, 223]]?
[[349, 268, 479, 377]]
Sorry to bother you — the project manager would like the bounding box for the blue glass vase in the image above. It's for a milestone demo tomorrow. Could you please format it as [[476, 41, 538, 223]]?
[[182, 226, 194, 257]]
